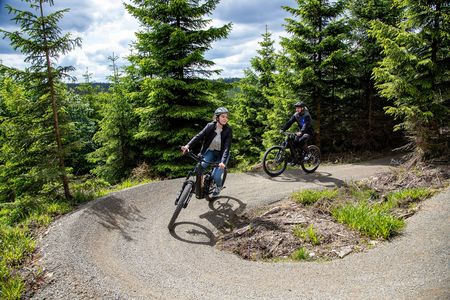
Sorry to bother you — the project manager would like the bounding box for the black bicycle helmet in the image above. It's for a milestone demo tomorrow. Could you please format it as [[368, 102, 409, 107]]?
[[294, 101, 306, 108], [214, 107, 229, 116]]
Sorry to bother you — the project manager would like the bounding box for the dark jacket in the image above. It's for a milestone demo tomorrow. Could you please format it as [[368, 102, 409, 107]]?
[[187, 121, 232, 164], [281, 110, 314, 135]]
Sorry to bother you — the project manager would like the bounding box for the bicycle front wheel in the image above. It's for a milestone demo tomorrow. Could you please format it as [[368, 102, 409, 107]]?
[[168, 181, 193, 231], [301, 145, 321, 173], [262, 146, 288, 177]]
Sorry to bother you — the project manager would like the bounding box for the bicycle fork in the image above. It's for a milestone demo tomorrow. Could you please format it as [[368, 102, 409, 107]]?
[[175, 180, 194, 208]]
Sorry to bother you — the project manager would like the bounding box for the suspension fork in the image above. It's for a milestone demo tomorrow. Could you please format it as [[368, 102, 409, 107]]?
[[175, 179, 194, 205], [195, 166, 204, 199], [273, 141, 287, 162], [287, 140, 299, 161]]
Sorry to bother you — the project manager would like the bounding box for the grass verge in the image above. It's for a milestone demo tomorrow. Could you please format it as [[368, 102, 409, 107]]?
[[0, 178, 150, 299], [293, 185, 437, 240]]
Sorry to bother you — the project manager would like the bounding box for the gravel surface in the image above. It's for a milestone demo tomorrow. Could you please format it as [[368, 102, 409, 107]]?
[[32, 158, 450, 299]]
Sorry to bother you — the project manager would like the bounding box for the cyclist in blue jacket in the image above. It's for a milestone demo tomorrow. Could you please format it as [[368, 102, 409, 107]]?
[[281, 101, 314, 153], [181, 107, 232, 197]]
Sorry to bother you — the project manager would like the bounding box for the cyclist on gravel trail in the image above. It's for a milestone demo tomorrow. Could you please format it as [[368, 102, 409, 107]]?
[[280, 101, 314, 153], [181, 107, 232, 197]]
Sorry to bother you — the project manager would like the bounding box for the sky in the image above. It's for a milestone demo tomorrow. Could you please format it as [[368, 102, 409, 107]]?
[[0, 0, 296, 82]]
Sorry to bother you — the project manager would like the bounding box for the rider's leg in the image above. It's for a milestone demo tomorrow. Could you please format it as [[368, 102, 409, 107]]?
[[297, 134, 311, 152], [201, 150, 216, 170], [212, 152, 228, 188]]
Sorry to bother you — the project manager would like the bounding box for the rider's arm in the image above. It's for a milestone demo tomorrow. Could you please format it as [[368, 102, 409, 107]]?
[[186, 122, 214, 151], [281, 114, 296, 132]]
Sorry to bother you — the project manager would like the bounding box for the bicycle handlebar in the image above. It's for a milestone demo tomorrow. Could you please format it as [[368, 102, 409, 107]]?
[[280, 131, 297, 137], [184, 150, 220, 167]]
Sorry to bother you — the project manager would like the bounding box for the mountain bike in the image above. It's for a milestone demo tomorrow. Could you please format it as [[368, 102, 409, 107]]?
[[262, 131, 321, 177], [168, 150, 227, 231]]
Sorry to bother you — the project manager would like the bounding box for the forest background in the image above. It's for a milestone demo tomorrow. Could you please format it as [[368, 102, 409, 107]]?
[[0, 0, 448, 297]]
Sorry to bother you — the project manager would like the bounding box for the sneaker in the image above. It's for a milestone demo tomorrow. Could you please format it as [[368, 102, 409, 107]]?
[[304, 152, 312, 161], [212, 187, 221, 197]]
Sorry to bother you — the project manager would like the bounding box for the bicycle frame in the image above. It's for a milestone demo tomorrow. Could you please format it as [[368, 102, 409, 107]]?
[[281, 132, 301, 162], [168, 151, 223, 231], [181, 151, 218, 204]]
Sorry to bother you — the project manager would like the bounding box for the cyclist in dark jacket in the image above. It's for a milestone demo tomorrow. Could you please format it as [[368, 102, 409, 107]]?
[[281, 101, 314, 151], [181, 107, 232, 197]]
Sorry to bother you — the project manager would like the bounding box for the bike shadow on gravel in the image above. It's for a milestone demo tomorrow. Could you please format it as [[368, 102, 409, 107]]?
[[169, 196, 247, 246], [87, 195, 146, 241], [169, 221, 217, 246], [248, 170, 346, 188], [200, 196, 247, 233]]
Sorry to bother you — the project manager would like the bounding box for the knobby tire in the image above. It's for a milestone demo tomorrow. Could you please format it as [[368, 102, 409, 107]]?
[[262, 146, 288, 177], [168, 182, 193, 231], [300, 145, 321, 173]]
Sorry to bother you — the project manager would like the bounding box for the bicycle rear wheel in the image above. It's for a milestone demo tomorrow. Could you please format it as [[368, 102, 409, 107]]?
[[300, 145, 321, 173], [262, 146, 288, 177], [168, 181, 193, 231], [205, 168, 227, 201]]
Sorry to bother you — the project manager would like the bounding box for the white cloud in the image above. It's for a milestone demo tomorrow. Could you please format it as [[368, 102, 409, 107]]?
[[61, 7, 139, 82], [1, 0, 297, 82]]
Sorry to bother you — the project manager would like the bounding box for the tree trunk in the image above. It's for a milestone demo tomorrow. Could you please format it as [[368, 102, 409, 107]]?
[[40, 0, 72, 201]]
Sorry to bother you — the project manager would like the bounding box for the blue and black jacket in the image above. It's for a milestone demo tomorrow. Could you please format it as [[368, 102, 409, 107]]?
[[281, 110, 314, 135]]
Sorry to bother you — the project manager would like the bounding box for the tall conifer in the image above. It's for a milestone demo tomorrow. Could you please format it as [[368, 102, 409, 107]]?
[[277, 0, 349, 149], [370, 0, 449, 160], [1, 0, 81, 200], [347, 0, 402, 151], [124, 0, 231, 177], [232, 26, 277, 165]]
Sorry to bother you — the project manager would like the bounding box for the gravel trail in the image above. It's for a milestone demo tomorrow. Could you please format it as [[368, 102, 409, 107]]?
[[32, 158, 450, 299]]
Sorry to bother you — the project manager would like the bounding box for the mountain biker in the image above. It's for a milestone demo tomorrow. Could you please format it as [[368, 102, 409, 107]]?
[[280, 101, 314, 158], [181, 107, 232, 197]]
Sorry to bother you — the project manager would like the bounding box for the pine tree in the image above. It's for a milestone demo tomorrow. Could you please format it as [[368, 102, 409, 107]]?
[[232, 26, 277, 166], [1, 0, 81, 201], [124, 0, 231, 177], [66, 69, 100, 176], [370, 0, 450, 161], [88, 73, 138, 183], [346, 0, 402, 151], [276, 0, 350, 149]]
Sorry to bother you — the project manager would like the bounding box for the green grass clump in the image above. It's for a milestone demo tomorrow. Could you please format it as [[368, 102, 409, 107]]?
[[292, 189, 338, 205], [1, 275, 24, 300], [379, 188, 434, 211], [332, 201, 405, 239], [291, 247, 309, 260], [307, 225, 320, 245], [294, 224, 321, 245], [0, 226, 35, 265], [0, 225, 34, 300], [292, 225, 307, 240]]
